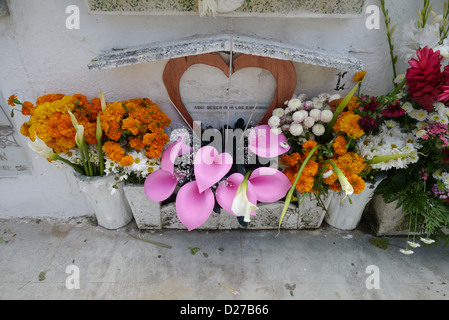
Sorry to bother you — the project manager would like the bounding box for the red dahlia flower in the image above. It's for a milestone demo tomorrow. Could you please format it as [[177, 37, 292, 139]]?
[[406, 47, 443, 112]]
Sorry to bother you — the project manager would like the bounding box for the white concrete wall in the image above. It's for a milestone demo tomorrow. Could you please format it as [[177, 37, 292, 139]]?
[[0, 0, 433, 218]]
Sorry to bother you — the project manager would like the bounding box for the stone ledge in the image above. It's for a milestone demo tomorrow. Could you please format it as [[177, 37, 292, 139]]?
[[88, 33, 363, 72], [124, 185, 327, 231]]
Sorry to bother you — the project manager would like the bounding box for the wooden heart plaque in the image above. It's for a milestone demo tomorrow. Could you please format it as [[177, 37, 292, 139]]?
[[163, 52, 297, 130]]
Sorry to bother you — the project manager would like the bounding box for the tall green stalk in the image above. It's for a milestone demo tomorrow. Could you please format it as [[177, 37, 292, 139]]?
[[380, 0, 398, 84]]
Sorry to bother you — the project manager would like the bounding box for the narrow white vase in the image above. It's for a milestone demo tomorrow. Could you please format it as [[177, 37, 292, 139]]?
[[74, 173, 133, 230]]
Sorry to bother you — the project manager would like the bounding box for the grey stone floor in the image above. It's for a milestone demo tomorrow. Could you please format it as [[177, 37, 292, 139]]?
[[0, 216, 448, 300]]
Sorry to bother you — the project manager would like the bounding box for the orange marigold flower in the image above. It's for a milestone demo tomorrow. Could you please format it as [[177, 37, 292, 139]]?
[[334, 112, 364, 139], [103, 141, 125, 163], [35, 94, 65, 106], [122, 117, 141, 135], [333, 135, 347, 157], [302, 160, 319, 177], [335, 152, 367, 176], [348, 174, 365, 194], [353, 70, 367, 82], [21, 101, 35, 116], [120, 155, 134, 167], [8, 95, 18, 106], [281, 153, 302, 167]]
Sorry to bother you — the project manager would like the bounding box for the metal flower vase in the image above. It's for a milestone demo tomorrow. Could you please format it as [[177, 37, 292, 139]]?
[[325, 175, 386, 231], [74, 172, 133, 230]]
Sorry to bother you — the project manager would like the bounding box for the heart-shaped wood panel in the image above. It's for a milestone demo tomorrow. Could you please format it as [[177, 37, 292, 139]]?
[[163, 52, 297, 130]]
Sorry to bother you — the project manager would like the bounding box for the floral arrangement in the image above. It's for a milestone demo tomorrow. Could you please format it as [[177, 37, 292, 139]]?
[[374, 0, 449, 253], [144, 121, 293, 231], [8, 92, 171, 190]]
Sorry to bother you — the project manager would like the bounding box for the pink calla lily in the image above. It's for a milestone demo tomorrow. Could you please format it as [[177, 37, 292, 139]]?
[[248, 125, 291, 158], [161, 136, 192, 174], [194, 146, 233, 193], [176, 181, 215, 231], [215, 173, 259, 217], [215, 168, 292, 220]]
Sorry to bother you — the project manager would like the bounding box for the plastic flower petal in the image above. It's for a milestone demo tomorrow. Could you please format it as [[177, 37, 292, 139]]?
[[28, 135, 58, 160], [144, 169, 178, 202], [161, 137, 192, 174], [248, 125, 291, 158], [176, 181, 215, 231], [194, 146, 233, 193], [232, 175, 259, 223], [215, 173, 258, 217], [247, 167, 292, 203]]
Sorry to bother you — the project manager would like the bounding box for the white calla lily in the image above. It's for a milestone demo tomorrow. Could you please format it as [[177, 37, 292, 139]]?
[[231, 174, 259, 223], [28, 135, 57, 160], [329, 160, 354, 201]]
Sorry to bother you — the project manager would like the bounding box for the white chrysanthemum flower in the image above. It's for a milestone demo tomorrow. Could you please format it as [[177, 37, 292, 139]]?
[[271, 127, 282, 135], [407, 241, 421, 248], [429, 112, 443, 123], [268, 115, 281, 128], [420, 238, 435, 245], [289, 123, 304, 137], [312, 124, 325, 137], [400, 249, 414, 255], [297, 93, 308, 101], [401, 101, 413, 113], [329, 94, 341, 102], [303, 101, 313, 110], [416, 129, 427, 138], [312, 98, 324, 110], [292, 110, 308, 123], [410, 109, 428, 121], [320, 110, 334, 123], [288, 99, 303, 111], [385, 120, 399, 128], [434, 102, 446, 114], [416, 122, 427, 130], [318, 93, 330, 101], [273, 108, 285, 118], [309, 109, 322, 121], [303, 117, 315, 129]]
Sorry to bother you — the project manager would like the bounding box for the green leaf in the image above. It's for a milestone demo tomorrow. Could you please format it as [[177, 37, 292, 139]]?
[[0, 237, 3, 244], [369, 237, 389, 250], [189, 247, 200, 255]]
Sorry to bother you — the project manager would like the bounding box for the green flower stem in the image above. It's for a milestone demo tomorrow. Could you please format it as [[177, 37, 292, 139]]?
[[367, 152, 420, 165], [54, 154, 85, 175], [278, 144, 322, 235], [78, 142, 89, 176], [83, 139, 93, 177], [323, 81, 361, 141], [98, 141, 104, 176]]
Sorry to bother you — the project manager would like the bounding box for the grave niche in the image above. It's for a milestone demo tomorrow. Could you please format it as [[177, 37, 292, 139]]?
[[163, 52, 297, 130]]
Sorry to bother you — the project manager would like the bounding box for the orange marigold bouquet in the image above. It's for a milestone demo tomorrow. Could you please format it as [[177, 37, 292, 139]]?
[[100, 97, 171, 184], [9, 92, 171, 185]]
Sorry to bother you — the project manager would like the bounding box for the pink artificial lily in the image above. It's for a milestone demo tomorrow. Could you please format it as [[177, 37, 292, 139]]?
[[145, 139, 233, 231], [215, 167, 292, 223], [248, 125, 291, 158]]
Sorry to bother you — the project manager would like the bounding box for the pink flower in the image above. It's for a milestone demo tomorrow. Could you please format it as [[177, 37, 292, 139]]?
[[215, 167, 292, 221], [145, 138, 233, 231]]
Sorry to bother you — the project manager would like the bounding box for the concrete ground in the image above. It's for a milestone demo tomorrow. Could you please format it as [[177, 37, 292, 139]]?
[[0, 216, 448, 300]]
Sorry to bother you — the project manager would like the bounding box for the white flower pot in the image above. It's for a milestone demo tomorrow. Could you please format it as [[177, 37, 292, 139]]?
[[74, 173, 133, 230], [325, 176, 386, 231]]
